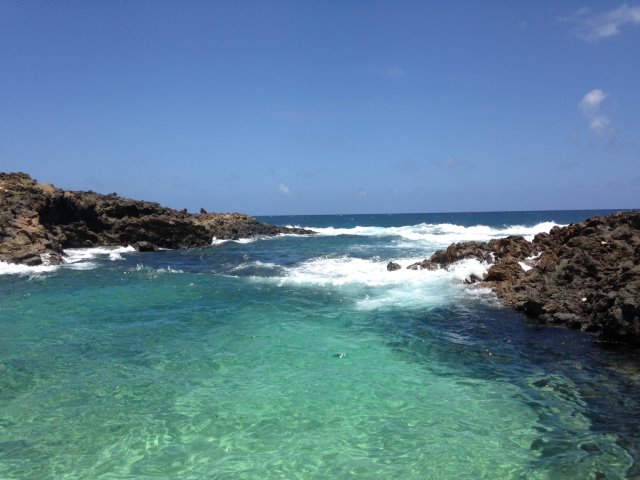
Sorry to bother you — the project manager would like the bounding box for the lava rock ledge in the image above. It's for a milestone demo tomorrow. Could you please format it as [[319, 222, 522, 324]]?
[[0, 172, 314, 266], [402, 212, 640, 345]]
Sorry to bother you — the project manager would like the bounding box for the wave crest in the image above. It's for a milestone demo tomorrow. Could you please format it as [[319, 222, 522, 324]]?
[[291, 221, 560, 244]]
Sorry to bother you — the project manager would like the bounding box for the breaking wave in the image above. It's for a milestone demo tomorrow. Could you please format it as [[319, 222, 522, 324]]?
[[291, 221, 560, 244], [0, 261, 58, 276], [0, 246, 137, 276]]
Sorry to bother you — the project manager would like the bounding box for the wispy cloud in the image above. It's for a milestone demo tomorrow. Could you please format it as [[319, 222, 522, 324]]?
[[564, 4, 640, 42], [392, 160, 421, 174], [558, 160, 580, 170], [371, 66, 408, 78], [579, 89, 613, 135], [278, 183, 291, 196], [434, 157, 474, 169], [296, 169, 322, 179], [272, 110, 327, 122]]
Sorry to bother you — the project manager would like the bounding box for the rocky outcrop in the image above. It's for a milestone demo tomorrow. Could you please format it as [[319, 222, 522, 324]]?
[[387, 261, 402, 271], [0, 172, 314, 265], [406, 212, 640, 345], [407, 235, 533, 271]]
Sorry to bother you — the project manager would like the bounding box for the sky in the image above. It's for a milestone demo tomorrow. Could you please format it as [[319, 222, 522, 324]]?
[[1, 1, 639, 215]]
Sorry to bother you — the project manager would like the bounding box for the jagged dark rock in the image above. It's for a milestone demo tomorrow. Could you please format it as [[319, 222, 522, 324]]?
[[409, 212, 640, 345], [463, 273, 483, 284], [406, 235, 532, 271], [135, 241, 157, 252], [406, 259, 439, 271], [484, 260, 525, 282], [387, 261, 402, 271], [0, 172, 315, 265]]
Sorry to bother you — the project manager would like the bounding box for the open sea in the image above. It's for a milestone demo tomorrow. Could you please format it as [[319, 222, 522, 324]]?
[[1, 210, 639, 479]]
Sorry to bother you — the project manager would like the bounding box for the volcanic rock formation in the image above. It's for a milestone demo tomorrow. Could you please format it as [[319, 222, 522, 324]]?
[[405, 212, 640, 345], [0, 172, 314, 266]]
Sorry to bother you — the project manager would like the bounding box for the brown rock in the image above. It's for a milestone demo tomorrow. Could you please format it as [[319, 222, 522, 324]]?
[[406, 259, 439, 270], [387, 261, 402, 271], [484, 260, 524, 282], [408, 210, 640, 345], [0, 172, 316, 266]]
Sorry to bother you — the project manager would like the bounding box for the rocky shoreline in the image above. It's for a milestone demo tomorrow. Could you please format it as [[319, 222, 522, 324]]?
[[390, 211, 640, 345], [0, 172, 314, 266], [3, 172, 638, 345]]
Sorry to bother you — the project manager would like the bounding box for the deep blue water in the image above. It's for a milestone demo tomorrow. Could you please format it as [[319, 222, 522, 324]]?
[[1, 210, 639, 479], [258, 209, 620, 229]]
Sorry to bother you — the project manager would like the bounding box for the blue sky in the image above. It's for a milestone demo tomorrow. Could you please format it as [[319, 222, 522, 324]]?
[[1, 1, 639, 215]]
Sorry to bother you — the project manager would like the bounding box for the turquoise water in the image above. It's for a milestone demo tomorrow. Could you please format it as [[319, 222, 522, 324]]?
[[1, 211, 639, 479]]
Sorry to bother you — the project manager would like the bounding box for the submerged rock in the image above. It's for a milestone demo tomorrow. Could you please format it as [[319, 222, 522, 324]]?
[[0, 172, 315, 266], [410, 211, 640, 345]]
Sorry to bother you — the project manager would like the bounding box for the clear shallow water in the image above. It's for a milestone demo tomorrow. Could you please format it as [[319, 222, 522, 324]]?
[[1, 210, 639, 479]]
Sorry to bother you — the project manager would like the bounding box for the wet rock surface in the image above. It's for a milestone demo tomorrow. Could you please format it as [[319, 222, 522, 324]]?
[[407, 212, 640, 345], [0, 172, 314, 265], [386, 261, 402, 271]]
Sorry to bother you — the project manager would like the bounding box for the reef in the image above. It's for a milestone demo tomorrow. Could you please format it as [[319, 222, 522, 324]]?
[[0, 172, 314, 266]]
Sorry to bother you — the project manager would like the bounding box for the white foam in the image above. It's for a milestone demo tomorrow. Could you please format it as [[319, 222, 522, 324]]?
[[211, 237, 229, 246], [0, 261, 58, 276], [40, 253, 53, 265], [518, 261, 533, 272], [255, 255, 451, 310], [356, 285, 449, 310], [0, 246, 138, 276], [130, 264, 184, 274], [63, 246, 136, 264], [243, 252, 497, 311], [65, 261, 98, 270], [235, 237, 257, 244], [212, 236, 259, 246], [518, 252, 542, 272], [447, 258, 492, 282], [501, 221, 559, 241], [272, 255, 446, 287], [292, 221, 561, 245], [231, 260, 280, 272]]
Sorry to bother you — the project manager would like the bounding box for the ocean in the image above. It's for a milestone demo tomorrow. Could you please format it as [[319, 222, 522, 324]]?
[[1, 210, 639, 479]]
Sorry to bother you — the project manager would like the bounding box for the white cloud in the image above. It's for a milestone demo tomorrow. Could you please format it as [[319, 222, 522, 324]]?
[[371, 66, 408, 78], [579, 89, 613, 135], [579, 89, 607, 112], [382, 67, 408, 78], [278, 183, 291, 196], [272, 110, 327, 122], [393, 160, 421, 174], [434, 157, 474, 169], [565, 4, 640, 42]]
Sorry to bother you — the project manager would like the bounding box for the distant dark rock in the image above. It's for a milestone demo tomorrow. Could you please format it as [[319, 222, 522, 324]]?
[[135, 241, 157, 252], [464, 273, 483, 284], [406, 259, 439, 270], [387, 261, 402, 271], [0, 172, 316, 266]]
